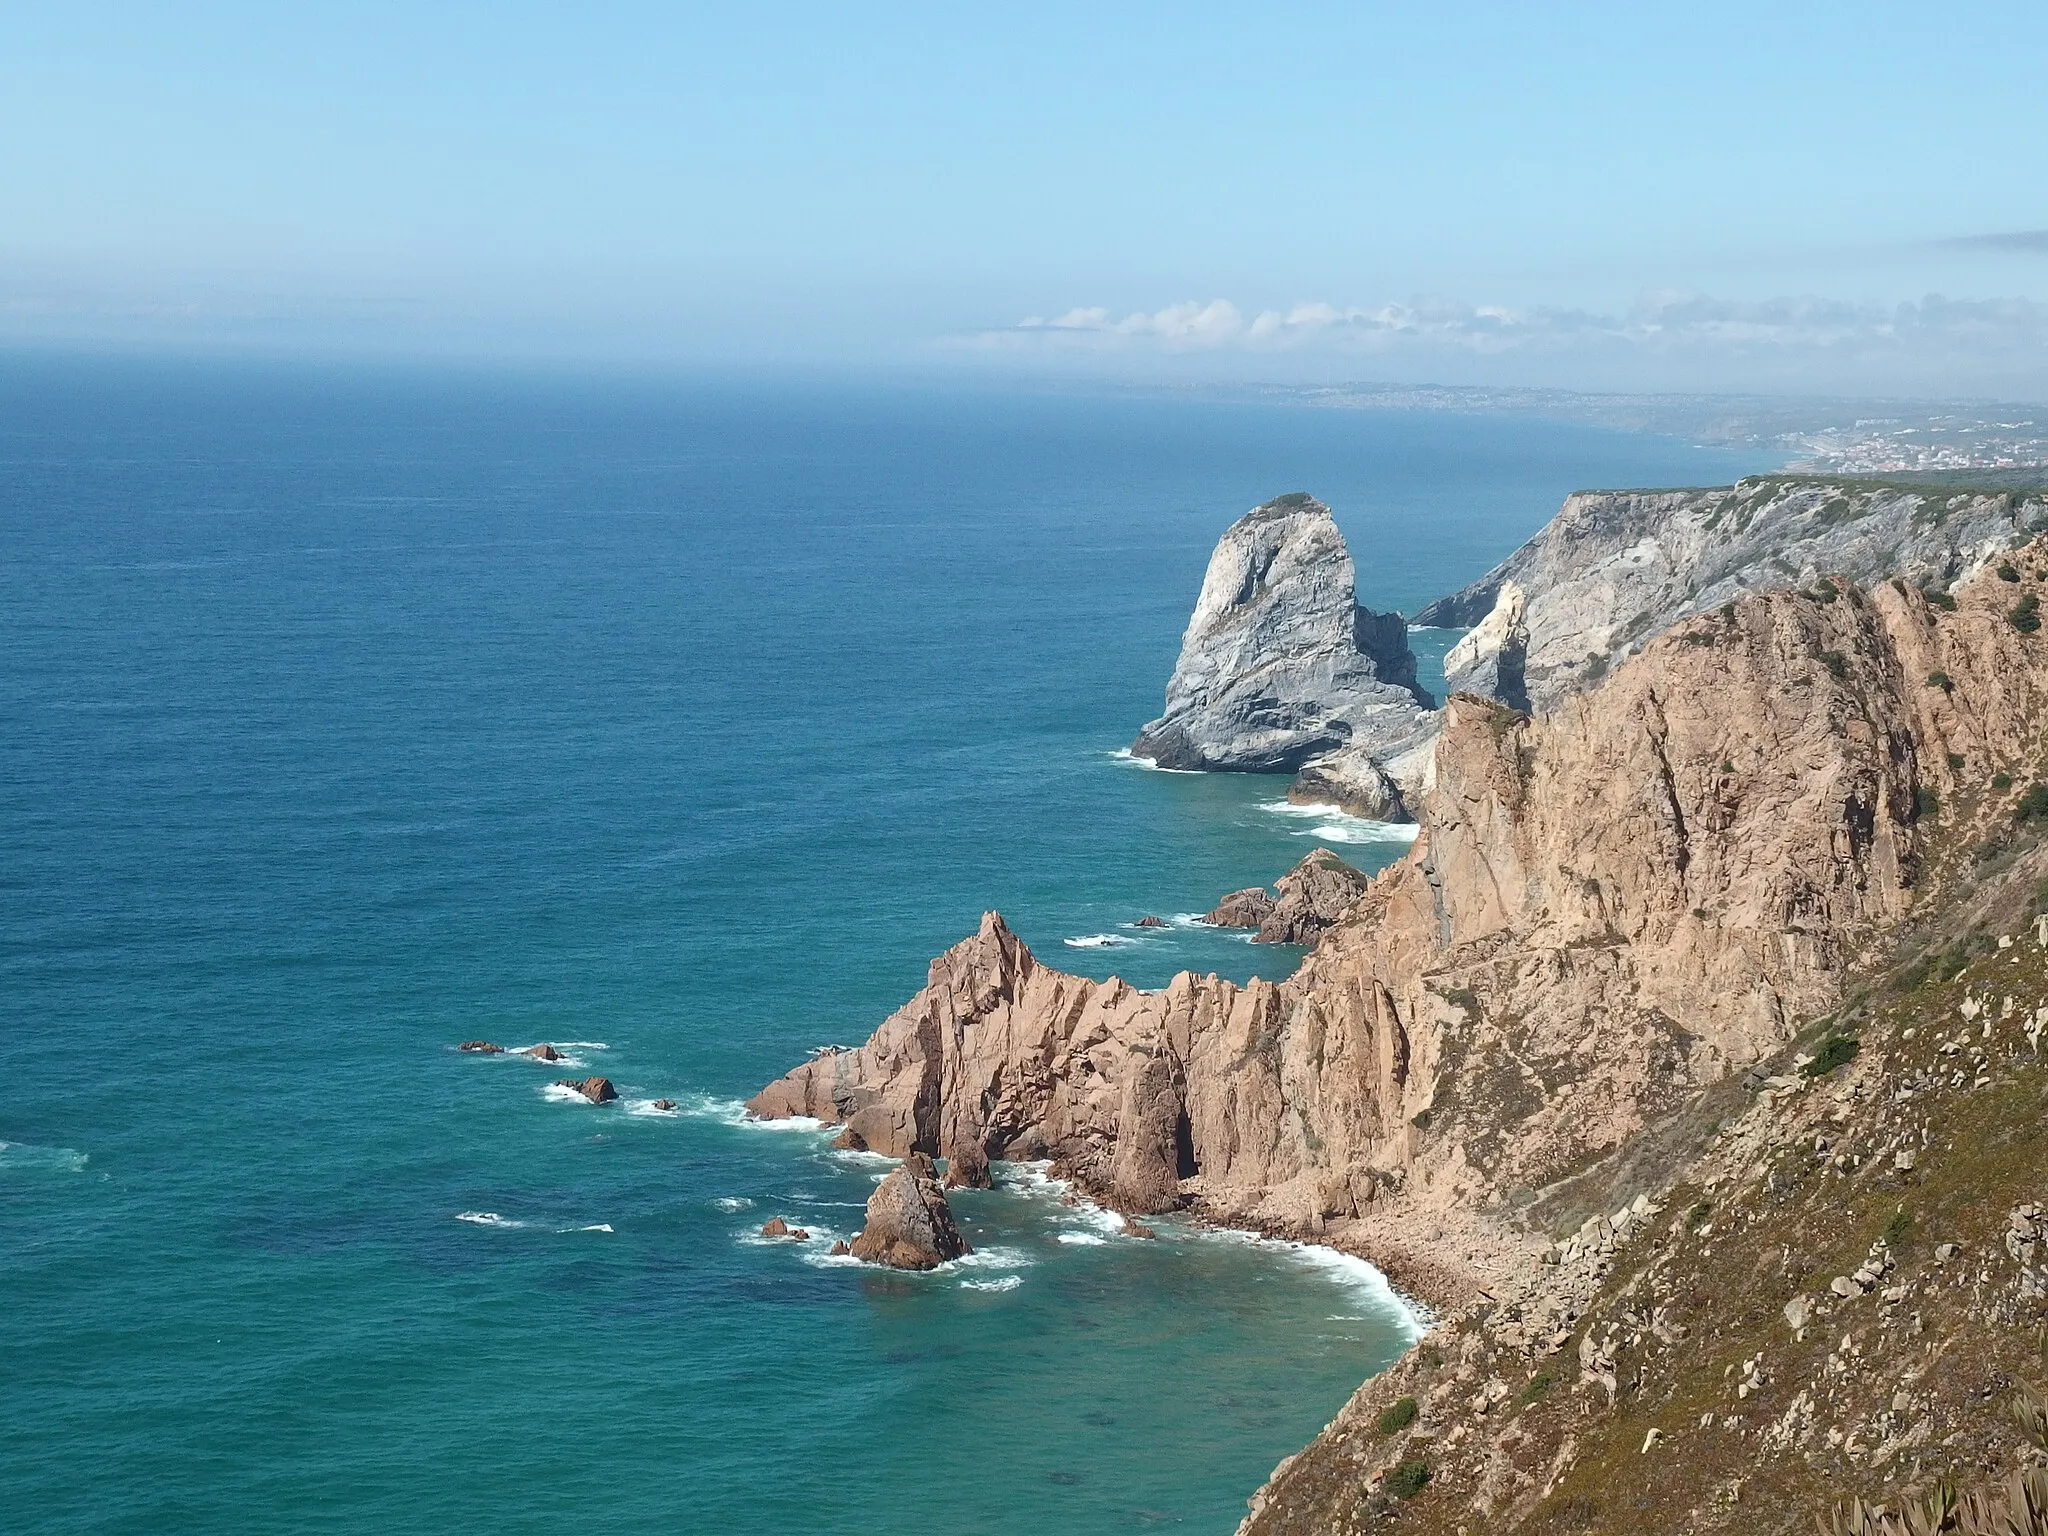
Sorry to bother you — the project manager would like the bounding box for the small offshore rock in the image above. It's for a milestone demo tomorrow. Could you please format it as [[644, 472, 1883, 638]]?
[[457, 1040, 504, 1054], [556, 1076, 617, 1104], [1121, 1217, 1158, 1240], [651, 1098, 677, 1111], [828, 1240, 850, 1256], [761, 1217, 791, 1238], [849, 1155, 970, 1270], [1134, 915, 1168, 929], [521, 1043, 565, 1062], [1207, 887, 1278, 929], [789, 1228, 810, 1241], [943, 1142, 991, 1190]]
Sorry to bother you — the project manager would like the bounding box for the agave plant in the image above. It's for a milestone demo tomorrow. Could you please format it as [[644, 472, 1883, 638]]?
[[1822, 1375, 2048, 1536]]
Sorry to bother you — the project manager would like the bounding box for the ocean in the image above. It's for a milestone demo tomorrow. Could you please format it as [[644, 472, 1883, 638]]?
[[0, 357, 1776, 1533]]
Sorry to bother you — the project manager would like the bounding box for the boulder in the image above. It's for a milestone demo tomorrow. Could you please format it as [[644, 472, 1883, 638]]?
[[830, 1127, 868, 1152], [1134, 915, 1168, 929], [1287, 746, 1411, 821], [849, 1155, 971, 1270], [651, 1098, 677, 1111], [521, 1044, 565, 1062], [457, 1040, 504, 1054], [943, 1141, 991, 1190], [556, 1076, 617, 1104], [829, 1240, 850, 1256], [1207, 887, 1278, 929], [1130, 494, 1434, 774], [761, 1217, 791, 1238], [1121, 1217, 1158, 1240]]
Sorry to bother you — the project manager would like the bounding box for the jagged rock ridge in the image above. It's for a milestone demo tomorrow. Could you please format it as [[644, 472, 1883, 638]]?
[[1130, 493, 1435, 775], [1414, 475, 2047, 712]]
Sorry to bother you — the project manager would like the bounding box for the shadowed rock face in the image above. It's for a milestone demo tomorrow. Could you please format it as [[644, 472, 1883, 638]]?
[[1413, 477, 2046, 712], [1130, 494, 1434, 774], [754, 544, 2048, 1234], [848, 1154, 970, 1269]]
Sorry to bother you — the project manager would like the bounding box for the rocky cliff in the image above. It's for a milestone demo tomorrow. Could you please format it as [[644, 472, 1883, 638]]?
[[1130, 493, 1435, 774], [1415, 475, 2048, 713], [755, 538, 2048, 1533]]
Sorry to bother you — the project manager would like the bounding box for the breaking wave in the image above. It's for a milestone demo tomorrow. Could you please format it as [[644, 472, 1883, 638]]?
[[1105, 748, 1200, 774], [455, 1211, 526, 1228], [1259, 799, 1419, 845], [0, 1141, 88, 1173], [1063, 933, 1130, 949]]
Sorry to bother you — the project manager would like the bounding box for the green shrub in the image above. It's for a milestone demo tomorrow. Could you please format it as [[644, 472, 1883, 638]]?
[[1519, 1372, 1554, 1404], [1995, 772, 2014, 790], [1385, 1460, 1431, 1499], [1686, 1199, 1713, 1229], [1915, 785, 1940, 818], [1804, 1035, 1861, 1077], [1684, 630, 1716, 646], [1926, 670, 1953, 691], [1884, 1208, 1912, 1247], [1720, 601, 1737, 625], [2012, 593, 2041, 633], [1924, 588, 1958, 611], [1583, 652, 1609, 681], [2000, 561, 2022, 582], [2018, 783, 2048, 821], [1819, 649, 1848, 679], [1947, 752, 1965, 770], [1376, 1396, 1419, 1436]]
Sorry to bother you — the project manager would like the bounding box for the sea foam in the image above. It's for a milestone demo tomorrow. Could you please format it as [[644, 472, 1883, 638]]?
[[0, 1140, 88, 1173], [454, 1211, 526, 1228], [1259, 799, 1420, 845]]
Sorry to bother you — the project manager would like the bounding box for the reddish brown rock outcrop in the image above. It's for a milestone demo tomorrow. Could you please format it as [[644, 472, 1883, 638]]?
[[457, 1040, 504, 1053], [943, 1141, 990, 1189], [753, 544, 2048, 1238], [1206, 887, 1277, 929], [847, 1155, 971, 1269], [521, 1044, 564, 1062], [1254, 847, 1371, 945], [556, 1076, 617, 1104]]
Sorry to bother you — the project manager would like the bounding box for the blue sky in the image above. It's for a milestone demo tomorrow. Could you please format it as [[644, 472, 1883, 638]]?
[[5, 1, 2047, 392]]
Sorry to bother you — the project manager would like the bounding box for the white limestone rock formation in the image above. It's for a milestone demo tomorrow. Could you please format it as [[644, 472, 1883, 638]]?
[[1441, 580, 1530, 712], [1130, 494, 1435, 774]]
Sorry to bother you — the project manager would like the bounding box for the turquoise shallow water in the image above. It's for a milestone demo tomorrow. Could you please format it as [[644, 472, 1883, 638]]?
[[0, 359, 1775, 1534]]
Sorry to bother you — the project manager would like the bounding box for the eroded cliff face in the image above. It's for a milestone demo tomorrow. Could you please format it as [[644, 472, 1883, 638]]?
[[1414, 477, 2046, 712], [754, 546, 2048, 1246], [1129, 493, 1434, 773]]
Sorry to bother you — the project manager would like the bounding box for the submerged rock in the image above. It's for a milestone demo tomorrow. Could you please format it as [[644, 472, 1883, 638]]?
[[1121, 1216, 1158, 1240], [849, 1154, 970, 1270], [457, 1040, 504, 1054], [1130, 494, 1434, 774], [556, 1076, 617, 1104]]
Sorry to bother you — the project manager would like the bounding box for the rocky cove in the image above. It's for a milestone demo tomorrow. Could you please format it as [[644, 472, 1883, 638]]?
[[749, 475, 2048, 1532]]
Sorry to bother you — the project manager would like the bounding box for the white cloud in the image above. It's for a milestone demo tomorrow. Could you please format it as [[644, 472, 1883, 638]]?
[[972, 291, 2048, 361]]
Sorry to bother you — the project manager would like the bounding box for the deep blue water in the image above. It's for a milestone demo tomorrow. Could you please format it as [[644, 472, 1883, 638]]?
[[0, 357, 1776, 1534]]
